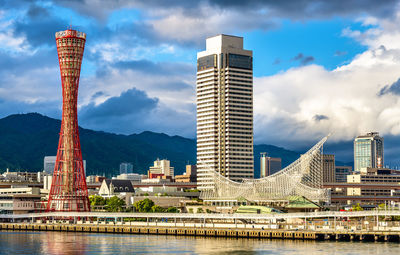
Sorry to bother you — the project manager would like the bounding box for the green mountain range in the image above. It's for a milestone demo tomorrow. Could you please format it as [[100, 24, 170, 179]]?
[[0, 113, 301, 177]]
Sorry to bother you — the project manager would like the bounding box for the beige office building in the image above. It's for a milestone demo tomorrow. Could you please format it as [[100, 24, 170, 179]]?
[[196, 34, 254, 189], [322, 154, 335, 184], [149, 159, 174, 177]]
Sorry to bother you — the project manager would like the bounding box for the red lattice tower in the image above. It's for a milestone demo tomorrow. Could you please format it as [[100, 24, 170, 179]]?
[[46, 29, 90, 212]]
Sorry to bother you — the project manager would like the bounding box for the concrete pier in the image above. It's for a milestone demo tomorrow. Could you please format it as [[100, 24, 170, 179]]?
[[1, 223, 400, 242]]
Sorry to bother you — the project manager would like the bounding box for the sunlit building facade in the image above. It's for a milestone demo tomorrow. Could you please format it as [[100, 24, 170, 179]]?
[[260, 153, 281, 177], [196, 34, 254, 189]]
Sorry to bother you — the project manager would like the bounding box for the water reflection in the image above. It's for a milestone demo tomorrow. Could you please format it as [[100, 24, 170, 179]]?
[[41, 231, 87, 255], [0, 231, 400, 255]]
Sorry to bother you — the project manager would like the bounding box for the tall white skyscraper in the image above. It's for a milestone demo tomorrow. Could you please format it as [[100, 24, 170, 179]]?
[[196, 34, 254, 189]]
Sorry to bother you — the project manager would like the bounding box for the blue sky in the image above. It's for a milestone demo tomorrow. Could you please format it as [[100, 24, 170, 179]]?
[[1, 0, 400, 165]]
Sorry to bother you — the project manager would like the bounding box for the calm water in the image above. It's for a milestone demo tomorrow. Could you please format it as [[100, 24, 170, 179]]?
[[0, 231, 400, 255]]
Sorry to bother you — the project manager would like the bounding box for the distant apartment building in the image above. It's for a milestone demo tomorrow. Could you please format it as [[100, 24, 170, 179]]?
[[2, 171, 40, 182], [44, 156, 86, 175], [354, 132, 384, 171], [196, 34, 254, 189], [322, 154, 335, 184], [175, 165, 197, 183], [335, 166, 353, 183], [43, 156, 57, 174], [119, 162, 133, 175], [260, 153, 282, 177], [148, 159, 174, 177]]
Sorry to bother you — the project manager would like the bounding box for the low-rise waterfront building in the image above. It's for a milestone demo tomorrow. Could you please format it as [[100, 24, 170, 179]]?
[[0, 187, 44, 214], [324, 167, 400, 207]]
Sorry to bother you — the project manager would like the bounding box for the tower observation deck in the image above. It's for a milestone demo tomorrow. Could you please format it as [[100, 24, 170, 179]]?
[[46, 29, 90, 212]]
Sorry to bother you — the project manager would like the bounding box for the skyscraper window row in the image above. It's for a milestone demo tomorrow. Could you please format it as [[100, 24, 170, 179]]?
[[227, 99, 253, 104], [226, 78, 253, 83], [225, 88, 253, 93], [226, 109, 253, 113]]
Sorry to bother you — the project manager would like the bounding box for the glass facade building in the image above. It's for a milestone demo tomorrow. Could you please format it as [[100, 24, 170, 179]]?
[[119, 162, 133, 175], [354, 132, 384, 171]]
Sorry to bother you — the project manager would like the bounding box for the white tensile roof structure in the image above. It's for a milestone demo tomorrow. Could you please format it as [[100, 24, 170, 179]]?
[[199, 136, 331, 203]]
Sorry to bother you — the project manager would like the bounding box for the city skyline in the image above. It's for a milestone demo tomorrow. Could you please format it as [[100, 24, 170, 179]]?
[[1, 1, 400, 165]]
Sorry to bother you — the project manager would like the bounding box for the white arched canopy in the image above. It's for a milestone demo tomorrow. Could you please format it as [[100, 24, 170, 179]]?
[[199, 136, 331, 202]]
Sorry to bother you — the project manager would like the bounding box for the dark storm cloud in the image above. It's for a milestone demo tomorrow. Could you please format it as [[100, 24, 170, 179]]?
[[291, 53, 315, 65], [78, 87, 196, 135], [313, 114, 329, 122], [81, 88, 158, 119], [379, 78, 400, 96], [323, 139, 354, 164], [90, 91, 107, 100], [26, 4, 49, 18], [14, 4, 67, 47]]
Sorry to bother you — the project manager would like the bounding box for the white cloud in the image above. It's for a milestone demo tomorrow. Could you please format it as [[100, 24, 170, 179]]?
[[149, 5, 274, 44], [253, 10, 400, 146], [0, 20, 31, 54]]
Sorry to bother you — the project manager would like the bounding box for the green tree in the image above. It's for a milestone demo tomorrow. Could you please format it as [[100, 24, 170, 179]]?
[[151, 205, 165, 212], [352, 203, 363, 211], [188, 208, 193, 213], [134, 198, 155, 212], [106, 196, 126, 212], [167, 207, 178, 213], [89, 195, 106, 206], [197, 208, 203, 213]]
